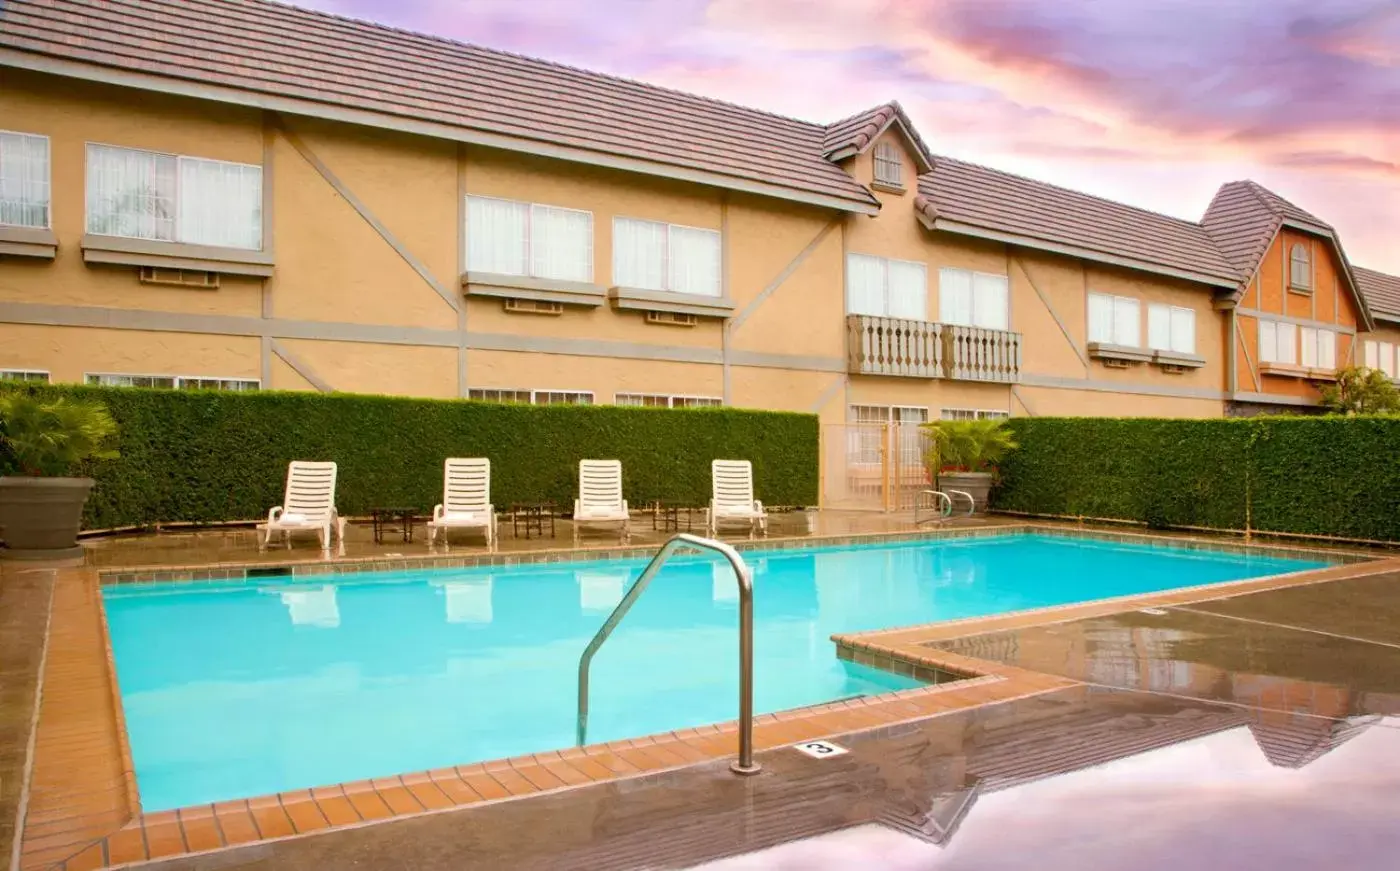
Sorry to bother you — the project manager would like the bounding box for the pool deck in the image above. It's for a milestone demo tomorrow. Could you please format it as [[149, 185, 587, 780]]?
[[4, 512, 1400, 870]]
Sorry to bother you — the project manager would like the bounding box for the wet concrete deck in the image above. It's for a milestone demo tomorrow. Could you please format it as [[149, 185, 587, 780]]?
[[4, 519, 1400, 869]]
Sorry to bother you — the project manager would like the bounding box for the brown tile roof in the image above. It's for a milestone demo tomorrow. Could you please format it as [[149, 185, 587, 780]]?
[[1355, 266, 1400, 323], [823, 101, 935, 171], [1201, 180, 1334, 278], [915, 156, 1242, 287], [0, 0, 880, 213], [1201, 180, 1374, 326]]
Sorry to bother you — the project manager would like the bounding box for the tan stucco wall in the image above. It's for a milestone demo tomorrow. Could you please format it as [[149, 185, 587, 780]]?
[[1014, 385, 1224, 418], [0, 68, 1251, 423], [0, 324, 259, 383]]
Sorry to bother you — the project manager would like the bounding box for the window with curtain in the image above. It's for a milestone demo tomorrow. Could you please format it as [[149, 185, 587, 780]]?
[[1299, 327, 1337, 370], [1365, 341, 1397, 378], [0, 131, 50, 229], [1289, 243, 1311, 291], [615, 393, 722, 408], [1258, 320, 1298, 365], [873, 142, 903, 187], [846, 254, 927, 319], [938, 268, 1009, 330], [1087, 293, 1140, 346], [1146, 304, 1196, 354], [86, 144, 262, 249], [613, 217, 721, 296], [85, 373, 258, 390], [466, 195, 593, 283]]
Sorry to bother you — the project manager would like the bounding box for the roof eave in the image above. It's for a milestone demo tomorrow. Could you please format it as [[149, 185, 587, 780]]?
[[0, 48, 881, 217], [923, 216, 1237, 290]]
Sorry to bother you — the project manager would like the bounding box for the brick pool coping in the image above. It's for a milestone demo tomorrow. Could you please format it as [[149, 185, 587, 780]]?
[[17, 526, 1393, 869]]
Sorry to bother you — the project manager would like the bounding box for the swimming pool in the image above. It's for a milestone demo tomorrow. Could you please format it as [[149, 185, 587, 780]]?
[[102, 532, 1326, 811]]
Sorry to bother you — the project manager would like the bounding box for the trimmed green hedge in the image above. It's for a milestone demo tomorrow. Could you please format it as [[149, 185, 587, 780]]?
[[993, 415, 1400, 541], [0, 385, 818, 530]]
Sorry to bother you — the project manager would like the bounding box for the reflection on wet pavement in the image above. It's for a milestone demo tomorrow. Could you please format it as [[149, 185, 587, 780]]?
[[929, 574, 1400, 724], [137, 686, 1400, 871]]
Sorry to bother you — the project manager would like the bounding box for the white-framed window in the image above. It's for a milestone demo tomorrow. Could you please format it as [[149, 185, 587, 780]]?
[[615, 393, 722, 408], [846, 405, 927, 466], [938, 268, 1009, 330], [940, 408, 1010, 421], [465, 195, 593, 283], [1088, 293, 1141, 347], [0, 369, 50, 384], [1300, 327, 1337, 370], [85, 144, 262, 249], [873, 142, 903, 187], [847, 254, 926, 319], [1364, 340, 1397, 378], [1258, 320, 1298, 365], [613, 217, 721, 297], [467, 388, 592, 405], [0, 131, 50, 229], [85, 373, 259, 390], [1147, 304, 1196, 354], [1289, 243, 1311, 291]]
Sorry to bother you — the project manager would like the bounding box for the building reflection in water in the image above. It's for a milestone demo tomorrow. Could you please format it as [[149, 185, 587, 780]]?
[[432, 577, 494, 624], [278, 585, 340, 628]]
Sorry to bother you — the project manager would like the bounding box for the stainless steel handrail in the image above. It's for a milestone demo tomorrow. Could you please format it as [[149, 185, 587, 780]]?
[[576, 532, 761, 776]]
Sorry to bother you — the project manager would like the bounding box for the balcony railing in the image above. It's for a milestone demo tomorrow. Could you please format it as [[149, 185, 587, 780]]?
[[846, 315, 943, 378], [944, 324, 1022, 383], [846, 315, 1021, 383]]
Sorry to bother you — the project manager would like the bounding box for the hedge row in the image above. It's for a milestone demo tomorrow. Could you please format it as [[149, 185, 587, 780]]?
[[993, 416, 1400, 541], [0, 385, 819, 530]]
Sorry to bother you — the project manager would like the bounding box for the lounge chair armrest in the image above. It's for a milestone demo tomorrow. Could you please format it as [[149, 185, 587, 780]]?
[[754, 500, 764, 513], [432, 504, 445, 522], [573, 499, 581, 518], [621, 500, 629, 514], [267, 506, 284, 523]]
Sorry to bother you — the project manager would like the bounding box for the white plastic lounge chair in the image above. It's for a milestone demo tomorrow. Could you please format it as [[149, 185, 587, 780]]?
[[708, 459, 768, 536], [574, 459, 630, 541], [259, 461, 344, 550], [427, 458, 496, 546]]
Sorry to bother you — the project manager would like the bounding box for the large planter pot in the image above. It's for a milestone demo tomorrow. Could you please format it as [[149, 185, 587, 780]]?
[[0, 476, 94, 560], [936, 471, 994, 515]]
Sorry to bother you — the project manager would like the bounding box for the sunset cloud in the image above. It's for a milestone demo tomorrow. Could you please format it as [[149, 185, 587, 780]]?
[[291, 0, 1400, 272]]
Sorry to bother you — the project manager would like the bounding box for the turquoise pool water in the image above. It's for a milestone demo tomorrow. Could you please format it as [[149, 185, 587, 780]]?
[[102, 532, 1325, 810]]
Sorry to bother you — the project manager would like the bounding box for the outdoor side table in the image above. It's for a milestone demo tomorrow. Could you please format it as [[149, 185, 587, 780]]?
[[651, 500, 701, 533], [369, 507, 420, 544], [511, 501, 557, 539]]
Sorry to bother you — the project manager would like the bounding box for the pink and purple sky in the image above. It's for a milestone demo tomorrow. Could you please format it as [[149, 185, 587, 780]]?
[[294, 0, 1399, 273]]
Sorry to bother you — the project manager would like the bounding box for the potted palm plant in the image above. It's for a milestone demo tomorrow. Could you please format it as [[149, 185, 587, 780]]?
[[920, 418, 1017, 514], [0, 393, 118, 559]]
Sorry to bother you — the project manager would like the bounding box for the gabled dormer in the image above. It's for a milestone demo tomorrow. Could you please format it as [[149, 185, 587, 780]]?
[[1202, 181, 1375, 405], [822, 102, 935, 195]]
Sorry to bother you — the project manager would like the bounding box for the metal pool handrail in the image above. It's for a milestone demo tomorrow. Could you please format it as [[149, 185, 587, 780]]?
[[576, 532, 761, 776]]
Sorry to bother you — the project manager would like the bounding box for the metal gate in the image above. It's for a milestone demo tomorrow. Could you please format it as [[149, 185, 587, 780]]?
[[820, 422, 931, 511]]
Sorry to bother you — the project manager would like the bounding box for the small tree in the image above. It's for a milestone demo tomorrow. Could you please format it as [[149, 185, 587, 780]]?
[[920, 418, 1019, 474], [0, 393, 119, 477], [1319, 366, 1400, 415]]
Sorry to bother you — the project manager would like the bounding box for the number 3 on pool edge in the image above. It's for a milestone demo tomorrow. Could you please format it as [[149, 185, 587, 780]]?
[[804, 742, 834, 754]]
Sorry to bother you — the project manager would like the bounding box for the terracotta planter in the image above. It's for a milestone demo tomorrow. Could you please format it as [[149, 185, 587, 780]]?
[[0, 476, 94, 560], [935, 472, 994, 515]]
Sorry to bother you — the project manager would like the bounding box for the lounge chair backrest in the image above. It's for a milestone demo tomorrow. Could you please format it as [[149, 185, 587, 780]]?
[[579, 460, 624, 509], [283, 461, 337, 522], [443, 458, 491, 514], [712, 459, 754, 508]]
